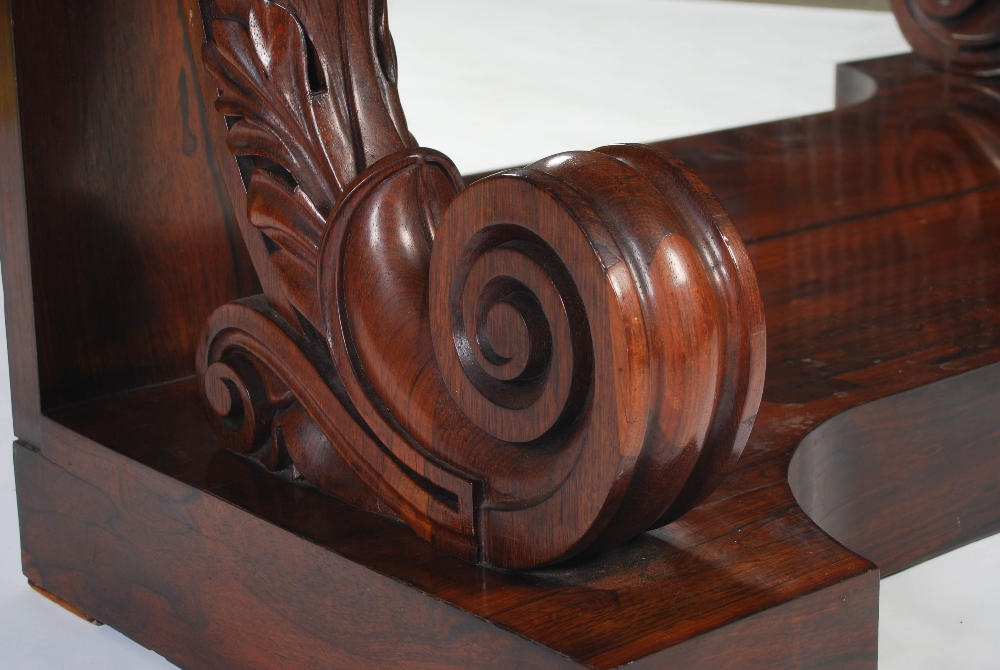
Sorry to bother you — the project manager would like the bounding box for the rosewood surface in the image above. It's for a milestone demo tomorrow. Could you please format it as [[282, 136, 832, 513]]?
[[0, 0, 38, 445], [193, 0, 766, 569], [6, 0, 259, 411], [4, 0, 1000, 666], [10, 50, 1000, 668], [792, 361, 1000, 577]]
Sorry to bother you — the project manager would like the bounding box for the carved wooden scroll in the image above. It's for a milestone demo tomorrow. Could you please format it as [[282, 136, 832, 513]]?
[[892, 0, 1000, 76], [195, 0, 765, 569]]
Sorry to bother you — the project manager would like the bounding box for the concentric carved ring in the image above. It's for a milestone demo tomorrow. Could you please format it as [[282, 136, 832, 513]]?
[[892, 0, 1000, 76], [426, 145, 766, 567], [433, 211, 591, 445], [197, 0, 765, 569]]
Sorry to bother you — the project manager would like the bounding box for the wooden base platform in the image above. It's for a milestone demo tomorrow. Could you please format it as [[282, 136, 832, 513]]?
[[12, 53, 1000, 668]]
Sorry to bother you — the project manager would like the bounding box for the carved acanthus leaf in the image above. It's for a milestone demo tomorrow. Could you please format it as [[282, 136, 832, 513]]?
[[202, 0, 414, 328], [246, 169, 324, 262], [204, 0, 344, 216], [245, 169, 323, 323]]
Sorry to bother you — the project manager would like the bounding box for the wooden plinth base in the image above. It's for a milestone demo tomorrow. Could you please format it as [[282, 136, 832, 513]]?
[[13, 54, 1000, 669], [15, 408, 878, 670]]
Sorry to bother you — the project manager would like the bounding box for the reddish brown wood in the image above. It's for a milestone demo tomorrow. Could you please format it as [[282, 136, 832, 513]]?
[[3, 1, 1000, 667], [9, 47, 1000, 669], [28, 581, 103, 626], [791, 361, 1000, 577], [892, 0, 1000, 76], [9, 0, 258, 410], [0, 0, 39, 445], [195, 0, 765, 569], [26, 382, 877, 670], [14, 427, 578, 670]]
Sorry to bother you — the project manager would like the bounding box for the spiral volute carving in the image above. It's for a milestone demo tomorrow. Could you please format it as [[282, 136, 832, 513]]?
[[433, 202, 592, 445], [892, 0, 1000, 76], [197, 0, 766, 569]]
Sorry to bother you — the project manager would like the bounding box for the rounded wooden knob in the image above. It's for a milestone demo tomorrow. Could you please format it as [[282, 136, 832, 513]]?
[[892, 0, 1000, 76]]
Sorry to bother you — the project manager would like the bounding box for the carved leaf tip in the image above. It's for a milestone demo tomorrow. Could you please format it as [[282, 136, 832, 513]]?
[[203, 1, 346, 216], [201, 0, 418, 314]]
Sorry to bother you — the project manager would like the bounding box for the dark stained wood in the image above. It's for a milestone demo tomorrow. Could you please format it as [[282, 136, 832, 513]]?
[[9, 0, 259, 409], [657, 54, 1000, 244], [791, 361, 1000, 577], [626, 571, 878, 670], [891, 0, 1000, 76], [15, 428, 577, 670], [13, 48, 1000, 669], [3, 1, 1000, 667], [0, 0, 40, 445], [32, 382, 876, 670], [195, 0, 766, 569]]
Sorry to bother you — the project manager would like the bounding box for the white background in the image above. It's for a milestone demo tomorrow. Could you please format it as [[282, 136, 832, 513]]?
[[0, 0, 997, 667]]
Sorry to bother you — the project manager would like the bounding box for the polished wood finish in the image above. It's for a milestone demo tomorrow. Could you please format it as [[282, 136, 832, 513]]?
[[891, 0, 1000, 76], [8, 0, 258, 410], [0, 0, 39, 445], [28, 581, 103, 626], [22, 385, 877, 670], [195, 0, 765, 569], [791, 361, 1000, 577], [4, 0, 1000, 666], [8, 44, 1000, 667]]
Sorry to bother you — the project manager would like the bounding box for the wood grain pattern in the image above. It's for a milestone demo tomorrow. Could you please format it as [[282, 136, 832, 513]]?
[[28, 581, 103, 626], [9, 0, 258, 409], [791, 361, 1000, 577], [891, 0, 1000, 76], [4, 0, 1000, 665], [15, 424, 880, 669], [196, 0, 766, 568], [15, 428, 578, 670], [32, 381, 877, 670], [0, 0, 40, 445], [12, 50, 1000, 669]]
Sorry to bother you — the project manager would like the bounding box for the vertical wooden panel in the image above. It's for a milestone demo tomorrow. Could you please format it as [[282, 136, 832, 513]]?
[[0, 0, 39, 444], [11, 0, 258, 409]]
